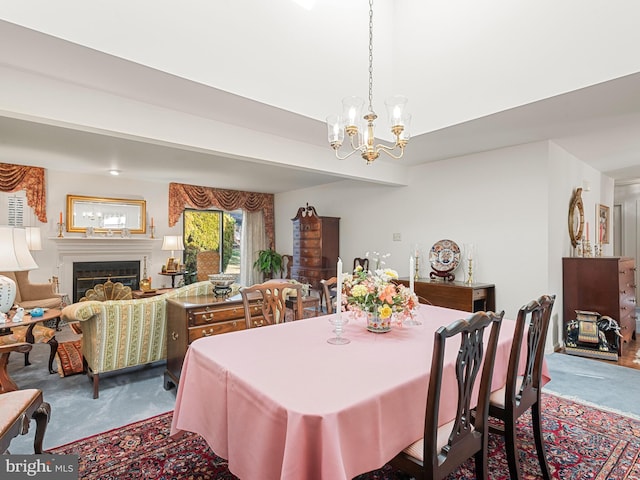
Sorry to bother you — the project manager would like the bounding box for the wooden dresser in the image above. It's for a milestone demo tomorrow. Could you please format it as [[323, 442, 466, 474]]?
[[290, 205, 340, 290], [396, 278, 495, 312], [164, 294, 262, 389], [562, 257, 637, 355]]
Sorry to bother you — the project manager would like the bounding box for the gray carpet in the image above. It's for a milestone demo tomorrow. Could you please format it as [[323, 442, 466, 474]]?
[[7, 324, 177, 454], [6, 323, 640, 454]]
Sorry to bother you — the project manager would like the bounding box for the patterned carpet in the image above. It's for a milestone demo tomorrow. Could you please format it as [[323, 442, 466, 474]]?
[[48, 393, 640, 479]]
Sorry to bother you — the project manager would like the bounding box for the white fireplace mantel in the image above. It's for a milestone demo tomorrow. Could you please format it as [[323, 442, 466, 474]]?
[[51, 237, 158, 255], [51, 237, 159, 297]]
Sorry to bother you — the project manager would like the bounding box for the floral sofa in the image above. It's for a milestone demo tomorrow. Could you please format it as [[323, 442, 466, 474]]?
[[60, 281, 212, 398]]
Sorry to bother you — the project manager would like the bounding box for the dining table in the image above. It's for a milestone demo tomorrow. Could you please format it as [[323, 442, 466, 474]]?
[[170, 304, 550, 480]]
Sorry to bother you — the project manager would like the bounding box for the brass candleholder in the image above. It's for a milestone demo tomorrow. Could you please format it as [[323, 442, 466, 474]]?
[[150, 226, 156, 239], [414, 255, 420, 281], [57, 222, 64, 238], [466, 258, 473, 285], [583, 239, 592, 257]]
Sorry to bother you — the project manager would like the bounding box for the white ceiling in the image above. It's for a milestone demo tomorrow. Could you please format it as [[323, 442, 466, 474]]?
[[1, 1, 640, 192]]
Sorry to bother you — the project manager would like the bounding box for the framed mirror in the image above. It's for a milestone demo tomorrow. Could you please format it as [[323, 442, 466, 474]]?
[[568, 188, 584, 248], [66, 195, 146, 234]]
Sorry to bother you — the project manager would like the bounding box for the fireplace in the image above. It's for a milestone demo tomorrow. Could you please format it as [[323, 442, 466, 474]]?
[[52, 237, 155, 302], [73, 261, 140, 302]]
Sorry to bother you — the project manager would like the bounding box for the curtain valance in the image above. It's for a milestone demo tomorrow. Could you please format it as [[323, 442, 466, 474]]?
[[169, 182, 275, 248], [0, 163, 47, 222]]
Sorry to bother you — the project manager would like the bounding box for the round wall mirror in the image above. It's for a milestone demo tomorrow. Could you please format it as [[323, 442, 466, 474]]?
[[568, 187, 584, 248]]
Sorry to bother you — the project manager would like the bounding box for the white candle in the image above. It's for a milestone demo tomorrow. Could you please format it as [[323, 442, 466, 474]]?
[[409, 256, 415, 293], [336, 257, 342, 318]]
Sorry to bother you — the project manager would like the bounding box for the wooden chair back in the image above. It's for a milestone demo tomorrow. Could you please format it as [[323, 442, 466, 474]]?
[[320, 277, 338, 314], [353, 257, 369, 272], [80, 279, 132, 302], [196, 250, 221, 282], [391, 310, 504, 480], [281, 254, 293, 278], [488, 294, 556, 480], [241, 281, 303, 328]]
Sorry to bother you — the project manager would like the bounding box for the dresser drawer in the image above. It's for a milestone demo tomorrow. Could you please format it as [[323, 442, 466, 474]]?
[[299, 222, 321, 232], [189, 320, 245, 342], [300, 229, 321, 240], [472, 288, 488, 301], [187, 304, 245, 326], [299, 238, 321, 249], [298, 255, 323, 267]]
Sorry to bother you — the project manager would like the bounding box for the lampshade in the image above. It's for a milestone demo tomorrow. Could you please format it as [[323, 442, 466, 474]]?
[[161, 235, 184, 253], [25, 226, 42, 251], [0, 227, 39, 314]]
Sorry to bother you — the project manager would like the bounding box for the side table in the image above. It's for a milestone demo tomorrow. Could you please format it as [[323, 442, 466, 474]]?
[[159, 272, 186, 288], [0, 308, 62, 391]]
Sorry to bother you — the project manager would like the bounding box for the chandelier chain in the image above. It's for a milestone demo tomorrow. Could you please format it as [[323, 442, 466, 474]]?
[[368, 0, 374, 114]]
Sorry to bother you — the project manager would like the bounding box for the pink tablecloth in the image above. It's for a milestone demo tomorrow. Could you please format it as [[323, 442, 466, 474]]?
[[170, 305, 549, 480]]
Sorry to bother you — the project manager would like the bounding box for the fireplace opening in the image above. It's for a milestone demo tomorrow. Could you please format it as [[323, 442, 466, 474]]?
[[73, 261, 140, 302]]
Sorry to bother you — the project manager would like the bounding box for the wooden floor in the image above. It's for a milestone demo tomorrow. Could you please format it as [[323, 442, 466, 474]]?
[[617, 337, 640, 369]]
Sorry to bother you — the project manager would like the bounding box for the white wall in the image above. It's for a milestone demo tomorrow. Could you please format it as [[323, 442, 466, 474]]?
[[276, 142, 551, 321], [276, 141, 611, 351]]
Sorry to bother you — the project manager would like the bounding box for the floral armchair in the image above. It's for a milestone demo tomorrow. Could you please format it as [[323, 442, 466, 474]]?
[[60, 281, 213, 398]]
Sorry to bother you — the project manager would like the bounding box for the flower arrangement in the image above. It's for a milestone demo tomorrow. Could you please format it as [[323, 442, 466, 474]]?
[[342, 263, 419, 329]]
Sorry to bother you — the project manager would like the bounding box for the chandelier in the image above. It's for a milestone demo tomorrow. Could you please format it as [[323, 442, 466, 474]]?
[[326, 0, 411, 165]]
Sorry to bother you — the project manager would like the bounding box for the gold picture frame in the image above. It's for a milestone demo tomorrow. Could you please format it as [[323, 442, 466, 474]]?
[[597, 204, 610, 244], [165, 257, 179, 273], [67, 195, 146, 234]]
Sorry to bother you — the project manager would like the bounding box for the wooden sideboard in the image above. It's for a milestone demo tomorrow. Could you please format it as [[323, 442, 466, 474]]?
[[164, 294, 262, 389], [290, 205, 340, 290], [562, 257, 637, 355], [396, 278, 495, 313]]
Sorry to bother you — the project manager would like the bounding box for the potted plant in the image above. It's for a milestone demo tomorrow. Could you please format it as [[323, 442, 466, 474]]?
[[253, 248, 283, 281]]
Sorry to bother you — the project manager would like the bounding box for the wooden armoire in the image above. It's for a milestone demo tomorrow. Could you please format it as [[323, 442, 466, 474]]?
[[290, 205, 340, 290]]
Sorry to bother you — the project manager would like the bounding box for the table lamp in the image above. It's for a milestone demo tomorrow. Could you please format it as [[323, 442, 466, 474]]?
[[0, 226, 39, 314], [161, 235, 184, 272], [25, 226, 42, 251]]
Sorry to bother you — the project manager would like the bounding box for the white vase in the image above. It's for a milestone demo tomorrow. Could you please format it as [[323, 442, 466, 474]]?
[[366, 309, 391, 333]]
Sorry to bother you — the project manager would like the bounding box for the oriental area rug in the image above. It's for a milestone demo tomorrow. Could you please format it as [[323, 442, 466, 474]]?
[[48, 393, 640, 479]]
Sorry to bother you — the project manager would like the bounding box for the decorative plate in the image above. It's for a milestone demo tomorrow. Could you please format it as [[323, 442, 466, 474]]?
[[429, 239, 461, 273]]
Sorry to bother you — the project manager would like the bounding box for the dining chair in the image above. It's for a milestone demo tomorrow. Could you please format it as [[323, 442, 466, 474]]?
[[320, 277, 338, 314], [390, 310, 504, 480], [281, 254, 293, 279], [0, 342, 51, 453], [195, 250, 221, 282], [240, 280, 304, 328], [487, 294, 556, 480], [353, 257, 369, 272]]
